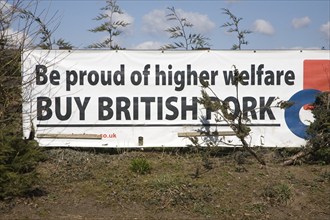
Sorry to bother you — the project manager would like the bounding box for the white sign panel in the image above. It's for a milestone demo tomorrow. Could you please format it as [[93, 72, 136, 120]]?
[[22, 50, 329, 147]]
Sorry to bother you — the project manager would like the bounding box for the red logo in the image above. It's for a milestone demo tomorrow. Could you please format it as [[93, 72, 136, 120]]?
[[304, 60, 330, 91]]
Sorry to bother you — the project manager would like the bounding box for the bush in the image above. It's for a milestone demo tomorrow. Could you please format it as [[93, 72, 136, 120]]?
[[130, 158, 151, 175], [306, 92, 330, 163], [262, 183, 292, 205], [0, 134, 46, 199], [308, 147, 330, 164]]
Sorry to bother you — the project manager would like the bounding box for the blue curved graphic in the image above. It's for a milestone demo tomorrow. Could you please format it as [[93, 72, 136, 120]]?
[[285, 89, 321, 139]]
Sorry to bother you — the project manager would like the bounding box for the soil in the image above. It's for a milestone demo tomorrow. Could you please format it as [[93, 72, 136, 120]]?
[[1, 148, 329, 220]]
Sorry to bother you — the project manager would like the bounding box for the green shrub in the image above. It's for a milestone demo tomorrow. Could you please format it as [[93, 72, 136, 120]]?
[[307, 92, 330, 163], [130, 158, 151, 175], [262, 183, 292, 205], [308, 147, 330, 164], [0, 135, 46, 199]]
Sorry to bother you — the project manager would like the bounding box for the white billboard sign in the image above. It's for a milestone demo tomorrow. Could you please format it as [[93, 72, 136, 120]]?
[[22, 50, 329, 147]]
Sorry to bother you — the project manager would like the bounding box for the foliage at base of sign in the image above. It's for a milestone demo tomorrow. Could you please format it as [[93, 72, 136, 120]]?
[[0, 135, 46, 199], [261, 182, 292, 206], [309, 148, 330, 164], [130, 157, 151, 175], [284, 92, 330, 165]]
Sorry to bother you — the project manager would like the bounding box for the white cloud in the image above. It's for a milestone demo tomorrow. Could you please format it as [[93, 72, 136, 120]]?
[[133, 41, 163, 49], [176, 9, 216, 34], [252, 19, 275, 35], [292, 16, 311, 29], [142, 9, 168, 35], [320, 21, 330, 40], [142, 8, 215, 35]]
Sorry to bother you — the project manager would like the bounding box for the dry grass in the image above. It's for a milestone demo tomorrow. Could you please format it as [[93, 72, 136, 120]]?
[[1, 148, 329, 220]]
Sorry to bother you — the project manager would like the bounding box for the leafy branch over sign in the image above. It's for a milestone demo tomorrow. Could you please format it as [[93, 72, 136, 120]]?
[[191, 65, 265, 165]]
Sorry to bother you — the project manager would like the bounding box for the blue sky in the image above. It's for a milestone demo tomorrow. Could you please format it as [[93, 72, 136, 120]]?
[[34, 0, 330, 49]]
